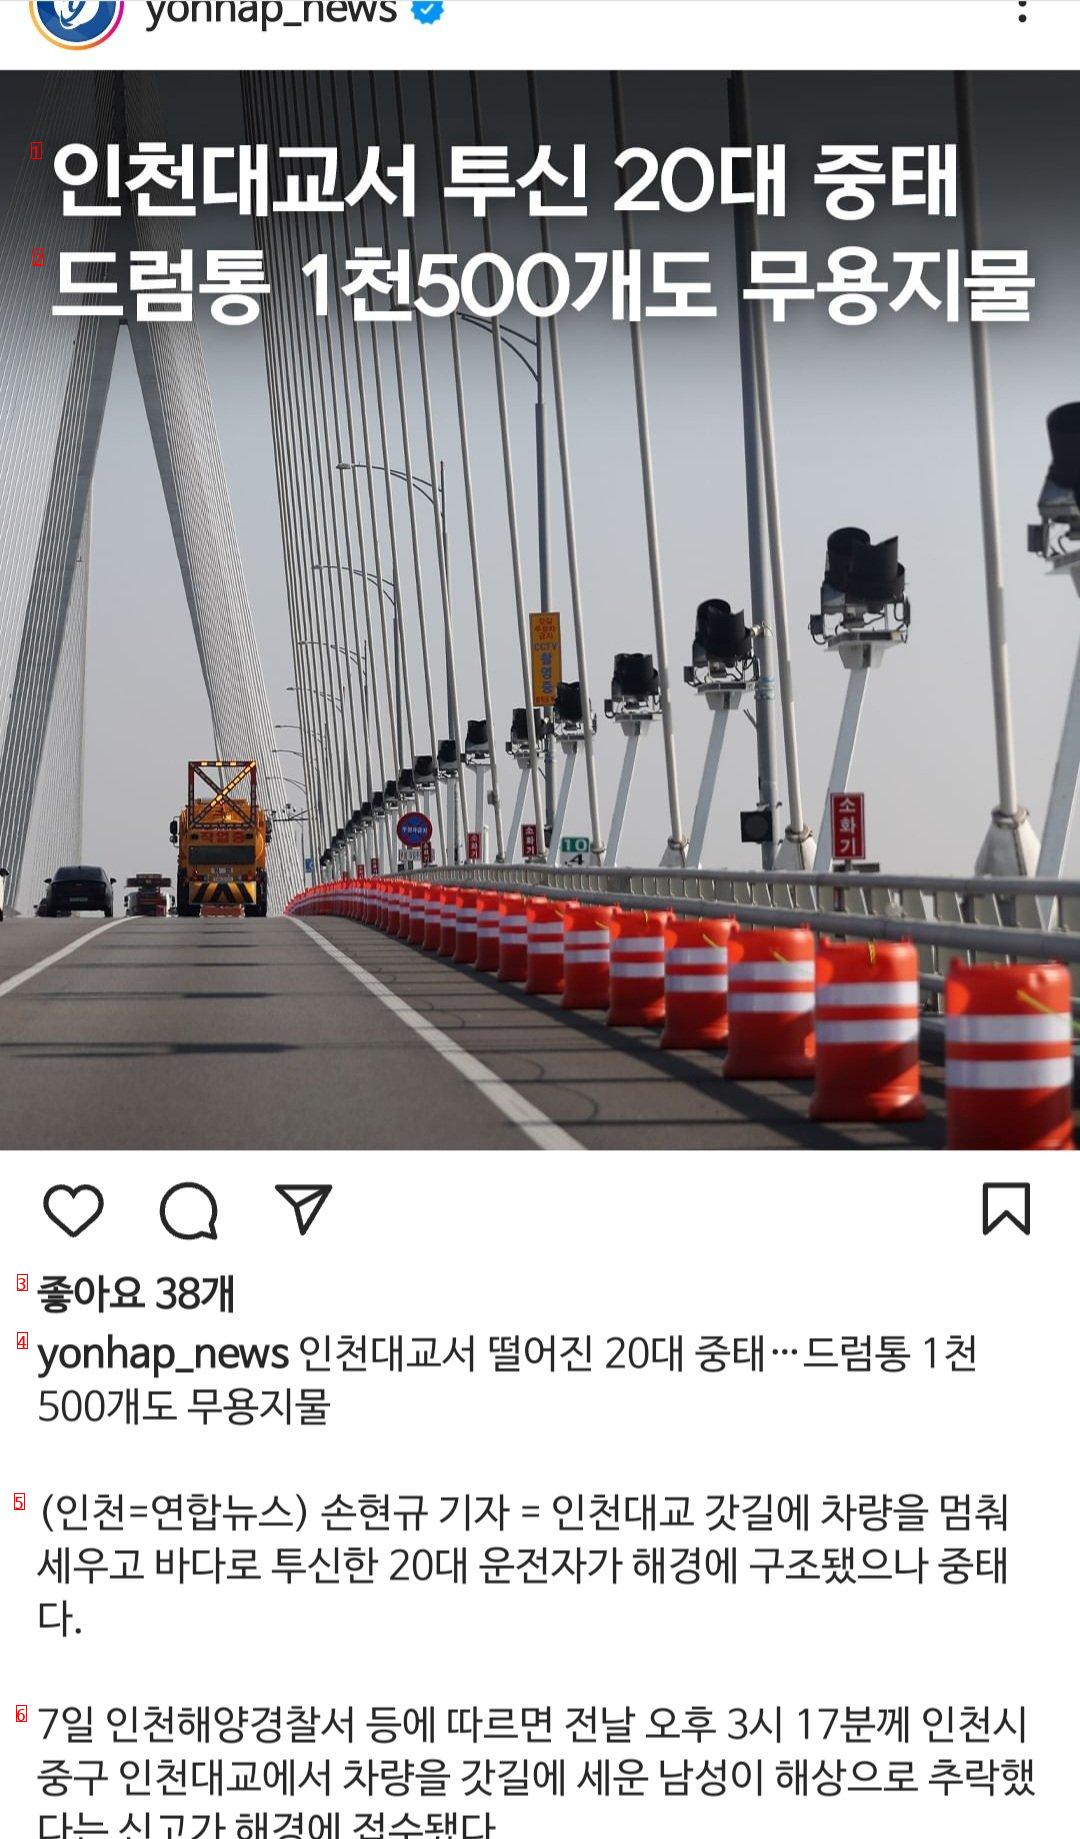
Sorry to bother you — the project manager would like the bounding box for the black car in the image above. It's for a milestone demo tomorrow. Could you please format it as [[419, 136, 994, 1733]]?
[[39, 865, 115, 919]]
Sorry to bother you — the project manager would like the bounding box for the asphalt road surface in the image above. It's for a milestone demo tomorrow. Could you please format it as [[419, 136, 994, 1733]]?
[[0, 913, 953, 1151]]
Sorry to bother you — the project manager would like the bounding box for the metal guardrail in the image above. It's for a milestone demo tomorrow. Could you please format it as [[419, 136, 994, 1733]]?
[[420, 865, 1080, 1000]]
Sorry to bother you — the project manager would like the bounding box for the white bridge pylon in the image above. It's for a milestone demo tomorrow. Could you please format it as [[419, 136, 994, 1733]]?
[[0, 73, 299, 911]]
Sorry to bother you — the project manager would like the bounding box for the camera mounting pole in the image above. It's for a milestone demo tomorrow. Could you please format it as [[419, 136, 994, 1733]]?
[[462, 721, 492, 862], [506, 766, 531, 862], [683, 600, 757, 869], [957, 75, 1040, 878], [814, 658, 871, 871], [810, 530, 910, 871], [1029, 404, 1080, 906], [603, 653, 662, 867], [546, 745, 579, 867], [544, 681, 596, 867], [686, 695, 739, 871], [606, 723, 646, 869], [1038, 625, 1080, 892], [504, 709, 548, 861]]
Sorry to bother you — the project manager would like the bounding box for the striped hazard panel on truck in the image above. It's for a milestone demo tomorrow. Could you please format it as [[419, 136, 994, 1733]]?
[[189, 881, 256, 907]]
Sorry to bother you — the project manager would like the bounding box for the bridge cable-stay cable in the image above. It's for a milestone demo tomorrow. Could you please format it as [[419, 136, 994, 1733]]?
[[342, 73, 417, 790], [242, 70, 332, 865], [284, 71, 359, 833], [609, 73, 687, 864], [428, 74, 516, 858], [394, 72, 469, 860], [307, 72, 380, 852], [345, 83, 420, 777], [319, 73, 392, 853], [527, 72, 605, 864], [292, 68, 370, 843], [276, 71, 354, 838], [117, 73, 301, 904], [468, 72, 543, 843], [264, 71, 353, 850], [368, 72, 449, 864]]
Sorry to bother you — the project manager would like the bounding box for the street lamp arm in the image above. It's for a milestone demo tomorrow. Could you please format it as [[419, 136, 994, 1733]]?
[[334, 458, 439, 511], [458, 311, 540, 383]]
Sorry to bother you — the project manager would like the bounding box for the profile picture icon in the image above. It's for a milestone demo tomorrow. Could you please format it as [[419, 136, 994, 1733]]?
[[29, 3, 126, 51]]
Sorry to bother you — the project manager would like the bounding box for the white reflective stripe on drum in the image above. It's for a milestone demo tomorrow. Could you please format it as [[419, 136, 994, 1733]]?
[[818, 982, 919, 1009], [528, 943, 563, 956], [728, 991, 816, 1014], [946, 1014, 1071, 1045], [499, 919, 529, 933], [946, 1058, 1073, 1090], [729, 959, 813, 983], [456, 920, 477, 933], [566, 929, 610, 944], [817, 1019, 920, 1045], [667, 947, 727, 967], [611, 963, 666, 979], [565, 950, 609, 965], [612, 939, 665, 955], [665, 974, 729, 995], [528, 924, 565, 938]]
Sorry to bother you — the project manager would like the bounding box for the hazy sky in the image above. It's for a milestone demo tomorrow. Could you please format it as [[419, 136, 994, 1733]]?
[[2, 67, 1079, 887]]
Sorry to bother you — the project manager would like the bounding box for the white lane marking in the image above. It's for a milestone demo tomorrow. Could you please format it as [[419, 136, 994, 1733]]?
[[293, 918, 584, 1153], [0, 918, 127, 1001]]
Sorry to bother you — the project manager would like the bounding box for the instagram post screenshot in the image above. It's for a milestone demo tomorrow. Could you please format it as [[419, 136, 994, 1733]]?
[[0, 2, 1077, 1837]]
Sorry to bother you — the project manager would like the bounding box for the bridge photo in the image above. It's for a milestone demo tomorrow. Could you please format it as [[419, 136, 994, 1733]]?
[[0, 67, 1076, 1151]]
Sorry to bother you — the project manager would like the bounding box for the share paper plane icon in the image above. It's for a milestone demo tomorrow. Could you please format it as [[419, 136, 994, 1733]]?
[[275, 1184, 332, 1237]]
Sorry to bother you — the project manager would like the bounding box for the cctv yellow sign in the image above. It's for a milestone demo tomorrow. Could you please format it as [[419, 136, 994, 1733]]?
[[530, 612, 562, 707]]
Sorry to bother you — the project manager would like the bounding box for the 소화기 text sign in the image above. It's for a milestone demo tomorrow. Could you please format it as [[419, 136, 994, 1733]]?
[[830, 791, 866, 861]]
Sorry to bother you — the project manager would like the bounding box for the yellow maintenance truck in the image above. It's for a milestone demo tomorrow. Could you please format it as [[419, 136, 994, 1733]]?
[[171, 760, 271, 917]]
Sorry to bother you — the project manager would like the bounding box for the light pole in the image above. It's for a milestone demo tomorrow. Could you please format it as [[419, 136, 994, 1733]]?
[[313, 562, 401, 760], [459, 309, 556, 844], [335, 459, 459, 861], [286, 683, 348, 868], [271, 798, 312, 885], [299, 637, 363, 668], [337, 458, 449, 578]]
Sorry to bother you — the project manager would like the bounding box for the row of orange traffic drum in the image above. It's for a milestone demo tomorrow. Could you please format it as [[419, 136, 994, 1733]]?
[[293, 879, 1076, 1150]]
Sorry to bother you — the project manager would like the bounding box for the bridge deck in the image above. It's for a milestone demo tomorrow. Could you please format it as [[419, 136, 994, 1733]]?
[[0, 916, 954, 1151]]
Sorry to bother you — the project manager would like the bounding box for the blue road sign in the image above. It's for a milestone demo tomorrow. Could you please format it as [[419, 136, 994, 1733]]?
[[397, 810, 434, 849]]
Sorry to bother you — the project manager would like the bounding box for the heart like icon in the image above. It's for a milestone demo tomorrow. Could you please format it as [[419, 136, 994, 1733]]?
[[43, 1184, 104, 1238]]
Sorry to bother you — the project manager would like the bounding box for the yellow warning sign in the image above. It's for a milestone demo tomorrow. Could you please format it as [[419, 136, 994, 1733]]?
[[530, 612, 562, 707]]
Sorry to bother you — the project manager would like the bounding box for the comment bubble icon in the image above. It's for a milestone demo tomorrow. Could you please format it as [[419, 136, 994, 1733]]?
[[159, 1182, 219, 1242]]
